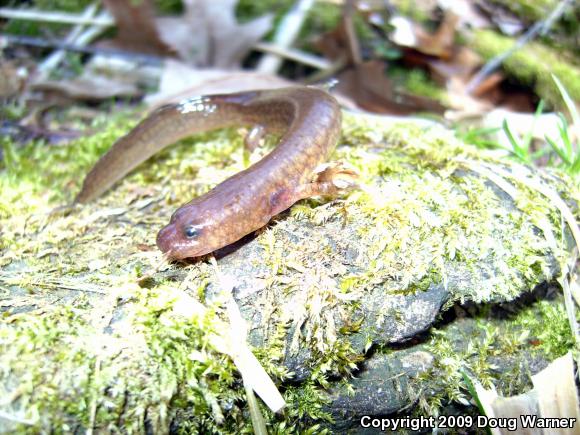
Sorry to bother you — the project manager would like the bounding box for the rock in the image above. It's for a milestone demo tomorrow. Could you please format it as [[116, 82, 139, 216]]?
[[324, 287, 564, 432], [0, 116, 577, 432]]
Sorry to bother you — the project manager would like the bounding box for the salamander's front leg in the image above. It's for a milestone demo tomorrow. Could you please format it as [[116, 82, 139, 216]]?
[[269, 162, 359, 216]]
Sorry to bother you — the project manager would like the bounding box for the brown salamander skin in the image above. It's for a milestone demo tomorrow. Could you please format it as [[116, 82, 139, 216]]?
[[75, 87, 342, 259]]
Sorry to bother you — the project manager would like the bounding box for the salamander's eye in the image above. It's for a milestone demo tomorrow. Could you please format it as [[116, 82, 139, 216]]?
[[184, 226, 199, 239]]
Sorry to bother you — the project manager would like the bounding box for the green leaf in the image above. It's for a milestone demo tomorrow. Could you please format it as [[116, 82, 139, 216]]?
[[522, 100, 544, 152], [503, 119, 530, 162], [546, 134, 572, 165], [552, 74, 580, 130]]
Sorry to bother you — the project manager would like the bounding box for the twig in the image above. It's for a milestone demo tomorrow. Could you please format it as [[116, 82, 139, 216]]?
[[0, 34, 163, 64], [303, 54, 347, 84], [38, 3, 99, 75], [343, 0, 362, 65], [0, 7, 113, 26], [467, 0, 573, 94], [254, 41, 331, 70], [256, 0, 315, 74], [1, 4, 332, 71]]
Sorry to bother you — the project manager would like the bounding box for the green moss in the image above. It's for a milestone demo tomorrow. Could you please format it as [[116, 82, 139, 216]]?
[[31, 0, 94, 12], [488, 0, 559, 22], [0, 107, 577, 430], [236, 0, 294, 22], [236, 0, 356, 57], [471, 29, 580, 108], [0, 304, 96, 432], [283, 382, 333, 424], [2, 0, 94, 36], [0, 113, 138, 217], [0, 283, 257, 433], [153, 0, 184, 14], [389, 0, 432, 23], [415, 295, 575, 415], [389, 68, 447, 103], [510, 299, 575, 358]]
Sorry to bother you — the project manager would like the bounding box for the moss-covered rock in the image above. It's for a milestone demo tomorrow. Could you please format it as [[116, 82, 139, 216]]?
[[488, 0, 559, 23], [325, 287, 572, 431], [471, 29, 580, 108], [0, 109, 577, 432]]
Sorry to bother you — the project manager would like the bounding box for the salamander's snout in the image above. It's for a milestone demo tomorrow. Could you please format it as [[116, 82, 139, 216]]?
[[156, 223, 186, 259], [156, 220, 208, 260]]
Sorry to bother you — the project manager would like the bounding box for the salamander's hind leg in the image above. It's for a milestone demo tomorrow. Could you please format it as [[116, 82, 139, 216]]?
[[269, 162, 359, 216], [244, 125, 266, 152], [243, 125, 266, 166]]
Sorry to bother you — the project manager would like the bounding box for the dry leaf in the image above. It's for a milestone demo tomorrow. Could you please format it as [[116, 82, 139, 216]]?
[[316, 13, 445, 115], [427, 46, 482, 82], [102, 0, 271, 68], [473, 352, 580, 435], [156, 0, 272, 68], [145, 59, 292, 108], [101, 0, 175, 56], [476, 0, 525, 36], [390, 12, 459, 59], [0, 61, 27, 99], [438, 0, 490, 30], [335, 61, 445, 115], [31, 74, 141, 101], [445, 76, 493, 119]]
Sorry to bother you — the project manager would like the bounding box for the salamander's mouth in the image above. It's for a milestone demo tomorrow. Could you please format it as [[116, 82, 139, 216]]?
[[156, 224, 202, 260]]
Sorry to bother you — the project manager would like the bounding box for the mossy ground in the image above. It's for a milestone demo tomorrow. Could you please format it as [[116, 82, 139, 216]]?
[[471, 29, 580, 108], [415, 291, 575, 417], [0, 107, 578, 432]]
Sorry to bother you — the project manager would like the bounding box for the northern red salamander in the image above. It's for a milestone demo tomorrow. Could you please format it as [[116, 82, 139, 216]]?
[[75, 87, 343, 259]]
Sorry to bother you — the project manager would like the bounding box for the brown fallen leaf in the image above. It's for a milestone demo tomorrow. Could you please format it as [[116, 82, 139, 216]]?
[[335, 60, 446, 115], [470, 72, 503, 98], [389, 12, 459, 60], [472, 352, 580, 435], [31, 73, 141, 101], [437, 0, 490, 30], [315, 4, 445, 115], [475, 0, 524, 36], [0, 60, 27, 99], [156, 0, 272, 68], [426, 46, 483, 83], [416, 12, 459, 59], [103, 0, 272, 69], [445, 76, 493, 120], [101, 0, 175, 56], [145, 59, 293, 108]]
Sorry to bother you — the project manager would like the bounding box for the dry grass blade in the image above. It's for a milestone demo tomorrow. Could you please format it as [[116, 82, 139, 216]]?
[[210, 259, 285, 415], [38, 3, 99, 75], [257, 0, 315, 73], [470, 352, 580, 435], [0, 7, 113, 26]]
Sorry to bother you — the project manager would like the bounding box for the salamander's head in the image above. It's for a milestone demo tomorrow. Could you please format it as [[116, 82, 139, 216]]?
[[156, 201, 230, 260]]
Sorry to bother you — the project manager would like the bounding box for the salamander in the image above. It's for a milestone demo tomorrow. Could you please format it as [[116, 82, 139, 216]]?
[[75, 86, 343, 259]]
